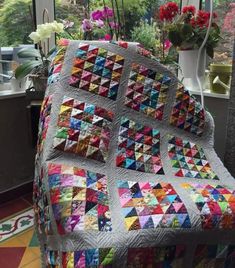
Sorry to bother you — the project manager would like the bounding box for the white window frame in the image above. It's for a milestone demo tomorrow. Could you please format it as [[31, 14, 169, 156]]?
[[34, 0, 56, 51]]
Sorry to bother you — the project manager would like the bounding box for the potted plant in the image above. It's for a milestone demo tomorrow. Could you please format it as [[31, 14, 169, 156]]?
[[15, 21, 64, 96], [158, 2, 221, 89]]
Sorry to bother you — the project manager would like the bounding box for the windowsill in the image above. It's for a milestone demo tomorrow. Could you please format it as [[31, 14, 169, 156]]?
[[0, 89, 26, 100], [0, 83, 26, 100], [188, 89, 230, 100]]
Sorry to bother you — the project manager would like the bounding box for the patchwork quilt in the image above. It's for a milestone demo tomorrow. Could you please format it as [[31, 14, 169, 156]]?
[[34, 39, 235, 268]]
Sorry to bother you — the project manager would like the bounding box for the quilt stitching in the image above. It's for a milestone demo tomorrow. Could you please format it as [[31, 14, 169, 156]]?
[[127, 245, 186, 267], [33, 167, 52, 235], [48, 39, 69, 85], [116, 117, 164, 174], [62, 248, 114, 267], [193, 244, 235, 267], [53, 96, 113, 162], [69, 43, 124, 100], [48, 163, 112, 235], [168, 136, 219, 180], [125, 63, 171, 120], [182, 183, 235, 229], [117, 180, 191, 230], [45, 249, 60, 267], [170, 84, 205, 136], [37, 94, 53, 154]]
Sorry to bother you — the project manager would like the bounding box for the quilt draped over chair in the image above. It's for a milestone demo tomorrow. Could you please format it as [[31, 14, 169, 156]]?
[[34, 39, 235, 268]]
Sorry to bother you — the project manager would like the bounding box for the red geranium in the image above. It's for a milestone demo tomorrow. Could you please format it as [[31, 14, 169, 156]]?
[[159, 2, 179, 21], [182, 5, 196, 15], [189, 10, 211, 28]]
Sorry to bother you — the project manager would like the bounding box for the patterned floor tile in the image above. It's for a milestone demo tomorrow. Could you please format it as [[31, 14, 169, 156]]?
[[69, 43, 124, 100], [125, 63, 171, 120], [117, 180, 191, 230], [0, 209, 34, 242], [53, 96, 114, 162], [168, 135, 218, 180], [0, 247, 26, 268], [116, 117, 164, 174], [18, 247, 39, 267], [48, 163, 112, 235], [21, 258, 41, 268], [0, 198, 31, 221], [182, 183, 235, 229]]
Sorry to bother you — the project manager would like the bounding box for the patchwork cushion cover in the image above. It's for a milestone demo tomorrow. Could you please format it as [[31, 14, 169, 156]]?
[[34, 40, 235, 267]]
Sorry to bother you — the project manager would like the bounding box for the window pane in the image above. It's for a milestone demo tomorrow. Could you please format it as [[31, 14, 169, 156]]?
[[0, 0, 34, 83], [202, 0, 234, 64]]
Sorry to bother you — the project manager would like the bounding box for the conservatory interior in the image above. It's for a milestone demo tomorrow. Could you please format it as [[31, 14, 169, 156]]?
[[0, 0, 234, 267]]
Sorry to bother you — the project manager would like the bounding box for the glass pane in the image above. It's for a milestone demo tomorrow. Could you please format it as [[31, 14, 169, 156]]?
[[55, 0, 182, 40], [55, 0, 181, 67], [201, 0, 234, 64], [0, 0, 34, 83]]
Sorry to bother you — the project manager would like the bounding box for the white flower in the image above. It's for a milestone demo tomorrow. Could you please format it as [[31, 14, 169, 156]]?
[[29, 21, 64, 44], [37, 23, 53, 41], [50, 21, 64, 33], [29, 31, 41, 44]]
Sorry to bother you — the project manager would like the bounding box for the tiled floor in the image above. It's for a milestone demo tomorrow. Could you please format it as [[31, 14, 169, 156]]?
[[0, 193, 41, 268]]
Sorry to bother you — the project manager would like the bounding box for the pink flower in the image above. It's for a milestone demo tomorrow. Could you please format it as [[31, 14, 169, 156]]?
[[95, 19, 105, 28], [104, 34, 111, 40], [102, 7, 114, 18], [164, 39, 172, 50], [62, 19, 74, 29], [81, 19, 93, 32], [222, 5, 235, 33], [109, 21, 119, 29], [91, 10, 103, 20]]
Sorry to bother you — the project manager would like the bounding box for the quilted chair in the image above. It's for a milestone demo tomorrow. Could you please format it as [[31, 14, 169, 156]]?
[[34, 39, 235, 267]]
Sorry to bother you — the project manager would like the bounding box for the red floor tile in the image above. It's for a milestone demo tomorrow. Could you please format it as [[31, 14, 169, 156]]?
[[0, 247, 26, 268], [0, 198, 31, 220]]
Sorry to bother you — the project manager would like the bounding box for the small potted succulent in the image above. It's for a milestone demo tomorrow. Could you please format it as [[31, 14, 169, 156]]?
[[15, 21, 64, 95]]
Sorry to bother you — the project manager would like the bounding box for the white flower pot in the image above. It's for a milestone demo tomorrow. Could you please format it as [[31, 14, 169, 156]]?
[[178, 49, 206, 91]]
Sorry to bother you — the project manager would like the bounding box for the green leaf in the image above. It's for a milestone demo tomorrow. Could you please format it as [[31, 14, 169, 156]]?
[[47, 47, 57, 57], [17, 47, 41, 58], [15, 61, 42, 79], [206, 46, 214, 58]]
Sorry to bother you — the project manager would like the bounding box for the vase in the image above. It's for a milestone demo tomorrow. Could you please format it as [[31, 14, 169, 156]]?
[[178, 49, 206, 91], [209, 63, 232, 94]]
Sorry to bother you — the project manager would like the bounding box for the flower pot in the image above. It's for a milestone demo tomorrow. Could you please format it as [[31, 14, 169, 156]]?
[[209, 64, 232, 94], [178, 49, 206, 91], [26, 74, 48, 100], [31, 75, 48, 91]]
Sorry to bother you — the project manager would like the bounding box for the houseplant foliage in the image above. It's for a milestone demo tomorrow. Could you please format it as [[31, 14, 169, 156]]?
[[0, 0, 33, 46], [159, 2, 221, 58], [15, 21, 64, 81]]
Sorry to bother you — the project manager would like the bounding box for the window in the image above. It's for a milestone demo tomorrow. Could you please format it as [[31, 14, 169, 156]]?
[[210, 0, 234, 64], [0, 0, 34, 83]]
